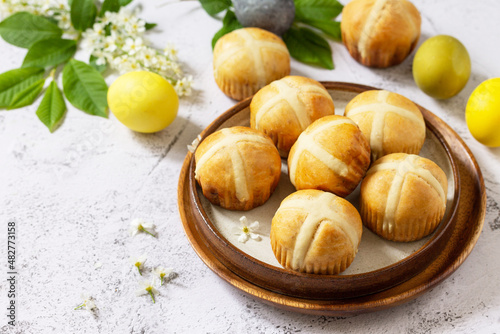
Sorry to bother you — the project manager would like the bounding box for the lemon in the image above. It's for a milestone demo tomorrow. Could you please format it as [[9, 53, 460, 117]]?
[[413, 35, 471, 99], [466, 78, 500, 147], [108, 71, 179, 133]]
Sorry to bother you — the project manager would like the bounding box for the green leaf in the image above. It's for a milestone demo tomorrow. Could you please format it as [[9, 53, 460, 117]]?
[[0, 67, 44, 108], [294, 0, 343, 21], [36, 81, 67, 132], [71, 0, 98, 31], [0, 12, 63, 48], [22, 38, 77, 69], [283, 26, 334, 69], [8, 78, 45, 110], [62, 59, 108, 117], [89, 55, 108, 73], [118, 0, 133, 5], [212, 10, 243, 49], [145, 22, 157, 30], [100, 0, 120, 16], [301, 19, 341, 41], [199, 0, 232, 16], [44, 17, 60, 26]]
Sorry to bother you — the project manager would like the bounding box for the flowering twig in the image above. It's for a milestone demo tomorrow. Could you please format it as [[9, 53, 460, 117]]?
[[81, 7, 193, 96]]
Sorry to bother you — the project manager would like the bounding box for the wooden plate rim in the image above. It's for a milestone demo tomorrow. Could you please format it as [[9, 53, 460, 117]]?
[[178, 81, 486, 314], [189, 82, 460, 293]]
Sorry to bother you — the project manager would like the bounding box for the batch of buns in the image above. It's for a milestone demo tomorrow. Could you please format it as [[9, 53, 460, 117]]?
[[194, 0, 448, 276]]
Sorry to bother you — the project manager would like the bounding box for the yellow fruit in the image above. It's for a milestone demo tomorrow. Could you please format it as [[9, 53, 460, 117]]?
[[466, 78, 500, 147], [108, 71, 179, 133], [413, 35, 471, 99]]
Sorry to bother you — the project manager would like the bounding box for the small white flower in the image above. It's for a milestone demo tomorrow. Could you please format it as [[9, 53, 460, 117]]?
[[92, 22, 105, 36], [137, 47, 158, 67], [235, 216, 261, 243], [129, 218, 156, 237], [187, 135, 202, 153], [163, 43, 178, 61], [100, 10, 114, 25], [113, 56, 141, 73], [118, 6, 132, 17], [41, 3, 52, 15], [168, 61, 182, 76], [123, 37, 143, 55], [112, 55, 128, 68], [91, 49, 108, 66], [109, 23, 121, 37], [126, 17, 145, 35], [128, 61, 141, 72], [129, 255, 147, 276], [95, 56, 106, 66], [74, 293, 96, 312], [136, 278, 159, 303], [152, 267, 173, 286], [55, 0, 68, 10], [81, 29, 102, 50], [102, 35, 117, 53], [155, 57, 169, 72], [174, 75, 193, 97], [56, 12, 71, 30]]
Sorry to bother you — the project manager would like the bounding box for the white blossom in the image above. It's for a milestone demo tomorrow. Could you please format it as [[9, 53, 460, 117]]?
[[126, 17, 146, 35], [235, 216, 261, 243], [129, 218, 156, 237], [174, 75, 193, 97], [129, 255, 147, 276], [92, 22, 106, 36], [136, 278, 159, 303], [152, 267, 173, 286], [123, 37, 144, 55], [74, 293, 96, 312], [1, 0, 74, 30], [56, 12, 71, 30], [117, 7, 133, 24], [102, 35, 117, 53], [163, 43, 178, 61], [187, 135, 202, 153], [137, 48, 158, 68]]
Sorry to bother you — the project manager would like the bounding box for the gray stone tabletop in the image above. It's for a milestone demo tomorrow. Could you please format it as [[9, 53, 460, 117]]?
[[1, 0, 500, 333]]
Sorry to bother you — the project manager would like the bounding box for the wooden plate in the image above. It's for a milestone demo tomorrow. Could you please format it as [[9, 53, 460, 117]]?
[[178, 82, 486, 315]]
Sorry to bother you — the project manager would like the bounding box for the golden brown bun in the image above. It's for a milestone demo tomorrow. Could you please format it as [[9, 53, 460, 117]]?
[[288, 115, 371, 197], [271, 189, 363, 274], [195, 126, 282, 211], [344, 90, 426, 162], [213, 28, 291, 100], [360, 153, 448, 242], [250, 76, 335, 157], [341, 0, 421, 68]]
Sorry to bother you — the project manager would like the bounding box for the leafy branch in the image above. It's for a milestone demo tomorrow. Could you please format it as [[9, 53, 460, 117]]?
[[0, 1, 118, 132], [199, 0, 343, 70], [0, 0, 181, 133]]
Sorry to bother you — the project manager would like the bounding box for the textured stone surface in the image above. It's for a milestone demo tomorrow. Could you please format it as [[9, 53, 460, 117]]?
[[1, 0, 500, 333]]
